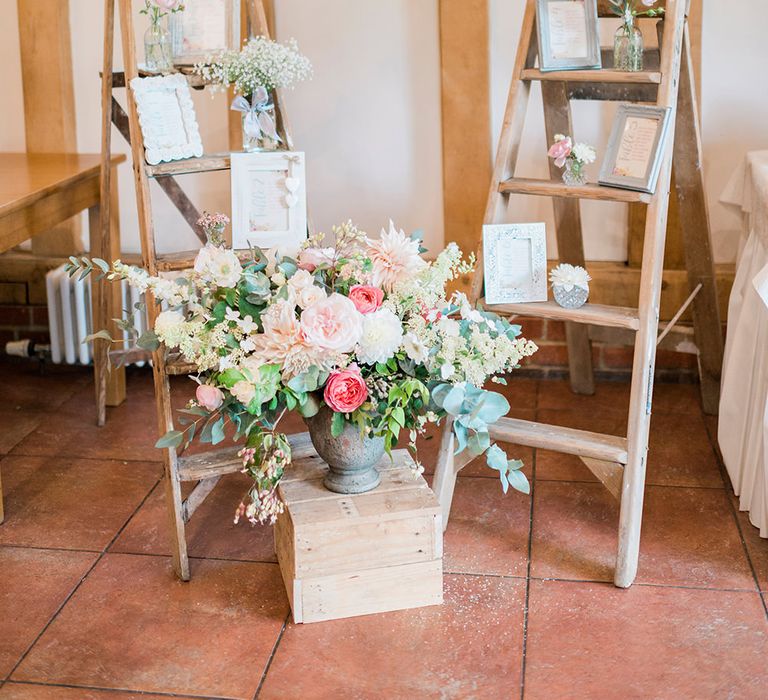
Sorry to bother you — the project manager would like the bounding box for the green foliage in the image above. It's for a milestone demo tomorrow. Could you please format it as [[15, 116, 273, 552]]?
[[331, 411, 346, 438], [485, 444, 529, 495]]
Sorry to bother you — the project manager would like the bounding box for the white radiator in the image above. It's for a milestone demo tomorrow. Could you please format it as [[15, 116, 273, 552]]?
[[45, 264, 147, 366]]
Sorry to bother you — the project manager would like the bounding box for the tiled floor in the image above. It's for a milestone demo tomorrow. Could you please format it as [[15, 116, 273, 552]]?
[[1, 359, 767, 699]]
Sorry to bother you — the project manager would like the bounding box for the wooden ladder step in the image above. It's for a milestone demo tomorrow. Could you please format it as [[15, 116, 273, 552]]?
[[156, 248, 255, 272], [498, 178, 652, 203], [488, 417, 628, 464], [146, 154, 231, 178], [481, 299, 640, 331], [521, 68, 661, 85], [177, 432, 316, 481]]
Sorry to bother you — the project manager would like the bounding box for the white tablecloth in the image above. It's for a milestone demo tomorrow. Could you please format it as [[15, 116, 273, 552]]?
[[719, 151, 768, 537]]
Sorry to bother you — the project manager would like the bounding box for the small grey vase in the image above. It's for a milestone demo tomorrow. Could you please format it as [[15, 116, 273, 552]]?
[[305, 405, 385, 494]]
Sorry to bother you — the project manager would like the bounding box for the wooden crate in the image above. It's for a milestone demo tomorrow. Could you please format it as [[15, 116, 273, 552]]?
[[274, 449, 443, 623]]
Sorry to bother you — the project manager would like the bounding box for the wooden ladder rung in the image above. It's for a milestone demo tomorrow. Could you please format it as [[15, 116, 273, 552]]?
[[146, 154, 231, 178], [488, 417, 629, 464], [481, 299, 640, 331], [156, 248, 255, 272], [177, 432, 316, 481], [498, 178, 652, 204], [521, 68, 662, 85], [166, 358, 198, 375]]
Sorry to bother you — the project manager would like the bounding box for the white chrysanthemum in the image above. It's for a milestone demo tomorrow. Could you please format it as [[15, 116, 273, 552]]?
[[549, 263, 591, 291], [356, 308, 404, 365], [194, 245, 242, 288], [572, 142, 596, 165], [402, 332, 428, 364], [154, 309, 185, 339], [366, 221, 427, 292]]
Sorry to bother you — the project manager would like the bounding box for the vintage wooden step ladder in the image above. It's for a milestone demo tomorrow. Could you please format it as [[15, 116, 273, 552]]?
[[433, 0, 722, 588], [101, 0, 303, 580]]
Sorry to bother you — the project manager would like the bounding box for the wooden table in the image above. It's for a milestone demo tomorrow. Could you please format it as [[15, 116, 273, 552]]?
[[0, 155, 127, 401]]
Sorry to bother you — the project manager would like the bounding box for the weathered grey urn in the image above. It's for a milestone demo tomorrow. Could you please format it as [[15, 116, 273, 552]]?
[[305, 405, 385, 494]]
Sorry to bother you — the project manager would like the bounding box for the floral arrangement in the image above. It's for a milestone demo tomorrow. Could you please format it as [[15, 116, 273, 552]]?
[[547, 134, 596, 186], [194, 36, 312, 96], [140, 0, 184, 27], [608, 0, 665, 28], [67, 218, 537, 525]]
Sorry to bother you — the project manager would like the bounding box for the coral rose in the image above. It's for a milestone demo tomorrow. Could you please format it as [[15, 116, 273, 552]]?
[[300, 293, 362, 353], [324, 367, 368, 413], [348, 285, 384, 314], [196, 384, 223, 411]]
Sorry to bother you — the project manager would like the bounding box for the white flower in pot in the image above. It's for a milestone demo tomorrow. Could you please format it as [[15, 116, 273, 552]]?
[[549, 264, 591, 309]]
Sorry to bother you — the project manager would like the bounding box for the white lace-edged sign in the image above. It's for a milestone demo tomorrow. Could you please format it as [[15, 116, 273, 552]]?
[[130, 74, 203, 165], [483, 223, 548, 304], [230, 151, 308, 251]]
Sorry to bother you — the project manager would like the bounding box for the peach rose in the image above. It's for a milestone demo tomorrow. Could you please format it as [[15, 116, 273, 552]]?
[[547, 136, 572, 168], [324, 367, 368, 413], [300, 293, 362, 353], [348, 285, 384, 314], [297, 247, 335, 272], [196, 384, 223, 411]]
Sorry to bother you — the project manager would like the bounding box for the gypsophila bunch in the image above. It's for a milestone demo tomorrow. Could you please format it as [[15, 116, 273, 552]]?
[[197, 212, 230, 246], [67, 215, 537, 524], [195, 36, 312, 95]]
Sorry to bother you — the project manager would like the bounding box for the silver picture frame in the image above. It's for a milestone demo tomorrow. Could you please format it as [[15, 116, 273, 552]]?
[[598, 104, 672, 194], [483, 223, 548, 305], [170, 0, 241, 66], [535, 0, 601, 72]]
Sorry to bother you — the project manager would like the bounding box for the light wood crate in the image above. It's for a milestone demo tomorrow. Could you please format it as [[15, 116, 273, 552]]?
[[274, 448, 443, 624]]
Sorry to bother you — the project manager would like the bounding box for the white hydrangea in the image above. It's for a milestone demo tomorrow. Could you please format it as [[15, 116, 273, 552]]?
[[356, 308, 404, 365]]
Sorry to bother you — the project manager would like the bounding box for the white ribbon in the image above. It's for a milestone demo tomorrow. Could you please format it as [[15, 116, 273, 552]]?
[[230, 87, 281, 143]]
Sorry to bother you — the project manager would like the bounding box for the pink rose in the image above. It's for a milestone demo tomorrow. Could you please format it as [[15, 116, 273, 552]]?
[[348, 285, 384, 314], [324, 367, 368, 413], [300, 293, 363, 352], [152, 0, 182, 10], [298, 247, 335, 272], [548, 137, 572, 168], [196, 384, 223, 411], [641, 0, 656, 6]]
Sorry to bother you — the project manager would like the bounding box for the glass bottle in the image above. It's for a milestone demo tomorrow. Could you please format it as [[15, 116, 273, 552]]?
[[613, 16, 644, 72], [144, 20, 173, 73]]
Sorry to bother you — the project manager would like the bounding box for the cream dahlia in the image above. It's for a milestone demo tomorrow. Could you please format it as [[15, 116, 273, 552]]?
[[366, 221, 426, 292]]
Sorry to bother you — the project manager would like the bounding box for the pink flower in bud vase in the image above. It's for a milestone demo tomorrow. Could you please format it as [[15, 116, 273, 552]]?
[[324, 366, 368, 414], [547, 135, 573, 168], [348, 285, 384, 314], [196, 384, 223, 411], [152, 0, 182, 10]]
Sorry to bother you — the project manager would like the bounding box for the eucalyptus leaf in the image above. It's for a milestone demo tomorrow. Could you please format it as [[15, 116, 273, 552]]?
[[155, 430, 184, 448], [331, 411, 345, 438]]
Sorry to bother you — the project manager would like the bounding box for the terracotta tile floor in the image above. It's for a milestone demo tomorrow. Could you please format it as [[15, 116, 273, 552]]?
[[1, 360, 767, 699]]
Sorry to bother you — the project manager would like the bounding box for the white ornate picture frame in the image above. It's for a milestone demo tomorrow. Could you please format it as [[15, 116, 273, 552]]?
[[170, 0, 241, 66], [483, 223, 548, 304], [130, 74, 203, 165], [599, 104, 672, 194], [535, 0, 601, 72], [231, 151, 308, 251]]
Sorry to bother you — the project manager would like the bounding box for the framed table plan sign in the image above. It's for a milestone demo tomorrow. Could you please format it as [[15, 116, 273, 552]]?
[[231, 151, 308, 251], [598, 104, 672, 193], [130, 74, 204, 165], [483, 223, 548, 305], [535, 0, 601, 71], [170, 0, 241, 66]]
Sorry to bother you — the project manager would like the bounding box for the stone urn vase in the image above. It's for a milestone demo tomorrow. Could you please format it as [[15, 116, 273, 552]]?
[[305, 405, 385, 494]]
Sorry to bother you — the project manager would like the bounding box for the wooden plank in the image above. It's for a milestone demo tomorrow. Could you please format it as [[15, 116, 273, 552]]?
[[181, 476, 220, 522], [295, 559, 443, 624], [542, 80, 594, 395], [146, 155, 232, 177], [488, 416, 628, 463], [615, 0, 686, 590], [580, 457, 623, 500], [483, 299, 640, 330], [439, 0, 492, 268], [17, 0, 82, 256], [672, 25, 723, 415], [499, 178, 652, 203], [522, 68, 661, 84], [471, 0, 538, 302]]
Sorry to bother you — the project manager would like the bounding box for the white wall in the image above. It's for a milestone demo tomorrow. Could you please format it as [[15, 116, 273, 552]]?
[[1, 0, 766, 262]]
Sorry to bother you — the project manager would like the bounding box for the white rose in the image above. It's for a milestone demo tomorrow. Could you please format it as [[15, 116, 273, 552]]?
[[403, 332, 428, 364], [154, 309, 185, 338], [356, 308, 404, 365], [288, 269, 327, 309], [231, 380, 256, 405], [194, 245, 242, 288]]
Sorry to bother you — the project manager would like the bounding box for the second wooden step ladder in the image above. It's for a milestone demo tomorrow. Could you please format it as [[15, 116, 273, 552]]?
[[433, 0, 723, 588]]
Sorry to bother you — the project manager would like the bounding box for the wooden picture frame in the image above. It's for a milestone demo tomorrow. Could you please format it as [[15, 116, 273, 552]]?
[[599, 104, 672, 193], [231, 151, 308, 251], [170, 0, 241, 66], [483, 223, 548, 304], [535, 0, 601, 72], [130, 74, 204, 165]]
